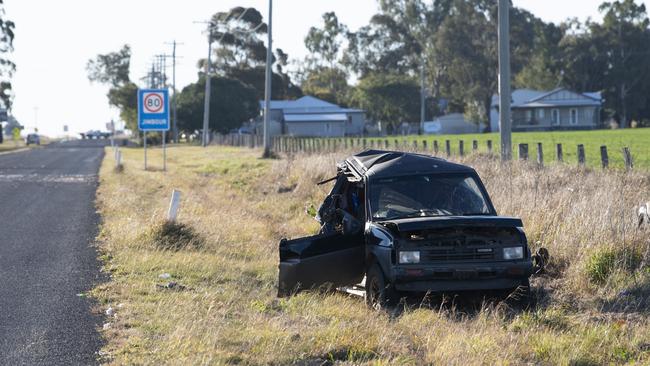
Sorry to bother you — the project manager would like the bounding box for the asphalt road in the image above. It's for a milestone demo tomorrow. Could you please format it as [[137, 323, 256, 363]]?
[[0, 140, 108, 365]]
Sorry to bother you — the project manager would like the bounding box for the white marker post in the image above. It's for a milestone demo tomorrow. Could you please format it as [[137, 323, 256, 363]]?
[[167, 190, 181, 222]]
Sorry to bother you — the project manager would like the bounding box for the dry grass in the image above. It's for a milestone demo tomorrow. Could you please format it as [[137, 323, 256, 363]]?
[[93, 145, 650, 365]]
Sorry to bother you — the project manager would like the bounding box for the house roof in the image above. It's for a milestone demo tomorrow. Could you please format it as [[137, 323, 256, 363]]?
[[492, 88, 602, 109], [284, 113, 348, 123], [260, 95, 364, 114], [343, 150, 474, 181]]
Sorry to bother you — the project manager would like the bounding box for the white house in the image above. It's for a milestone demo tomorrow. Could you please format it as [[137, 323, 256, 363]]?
[[490, 88, 603, 132]]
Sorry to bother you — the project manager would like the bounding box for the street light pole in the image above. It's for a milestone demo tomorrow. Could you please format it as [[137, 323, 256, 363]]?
[[202, 27, 213, 147], [171, 40, 179, 143], [262, 0, 273, 157], [498, 0, 512, 161]]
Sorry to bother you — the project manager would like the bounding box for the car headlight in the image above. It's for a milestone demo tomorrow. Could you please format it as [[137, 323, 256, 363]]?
[[399, 251, 420, 264], [503, 247, 524, 260]]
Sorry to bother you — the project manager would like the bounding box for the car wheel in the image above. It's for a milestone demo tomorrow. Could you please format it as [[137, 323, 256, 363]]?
[[365, 263, 399, 310]]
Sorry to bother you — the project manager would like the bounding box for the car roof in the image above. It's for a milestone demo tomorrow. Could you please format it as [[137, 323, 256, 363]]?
[[341, 150, 476, 181]]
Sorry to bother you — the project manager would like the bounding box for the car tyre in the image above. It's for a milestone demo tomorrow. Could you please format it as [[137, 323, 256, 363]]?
[[365, 263, 399, 310]]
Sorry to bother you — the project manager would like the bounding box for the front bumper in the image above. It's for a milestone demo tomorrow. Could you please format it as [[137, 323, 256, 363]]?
[[391, 260, 532, 292]]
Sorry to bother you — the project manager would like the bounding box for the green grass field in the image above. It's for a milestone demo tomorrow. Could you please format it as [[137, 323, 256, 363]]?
[[361, 128, 650, 170]]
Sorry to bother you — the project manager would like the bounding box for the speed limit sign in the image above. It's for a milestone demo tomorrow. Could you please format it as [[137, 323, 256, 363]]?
[[138, 89, 169, 131]]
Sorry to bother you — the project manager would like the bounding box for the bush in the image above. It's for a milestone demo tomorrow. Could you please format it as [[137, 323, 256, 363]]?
[[585, 247, 642, 284], [149, 221, 204, 251]]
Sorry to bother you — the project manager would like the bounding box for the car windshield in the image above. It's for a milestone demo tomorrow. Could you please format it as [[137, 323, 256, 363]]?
[[369, 174, 491, 220]]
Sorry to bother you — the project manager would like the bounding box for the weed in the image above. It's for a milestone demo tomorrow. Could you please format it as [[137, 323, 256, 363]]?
[[149, 221, 204, 251]]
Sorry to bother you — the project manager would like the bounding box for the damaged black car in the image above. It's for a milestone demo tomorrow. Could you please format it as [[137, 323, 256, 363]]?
[[278, 150, 538, 308]]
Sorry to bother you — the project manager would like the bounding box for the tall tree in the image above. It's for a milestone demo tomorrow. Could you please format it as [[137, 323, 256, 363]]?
[[433, 0, 542, 129], [594, 0, 650, 127], [348, 73, 423, 126], [301, 12, 350, 104], [176, 76, 258, 134], [87, 45, 138, 131], [206, 6, 301, 100], [0, 0, 15, 111]]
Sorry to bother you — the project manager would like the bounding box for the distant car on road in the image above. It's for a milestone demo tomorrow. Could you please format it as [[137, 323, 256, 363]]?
[[25, 134, 40, 145], [80, 130, 111, 139]]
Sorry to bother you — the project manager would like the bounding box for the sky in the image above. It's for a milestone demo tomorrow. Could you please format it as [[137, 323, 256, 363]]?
[[4, 0, 647, 137]]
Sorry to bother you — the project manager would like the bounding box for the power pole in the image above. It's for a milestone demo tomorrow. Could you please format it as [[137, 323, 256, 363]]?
[[420, 59, 426, 135], [202, 26, 213, 147], [150, 64, 155, 88], [498, 0, 512, 161], [165, 40, 183, 143], [262, 0, 273, 157]]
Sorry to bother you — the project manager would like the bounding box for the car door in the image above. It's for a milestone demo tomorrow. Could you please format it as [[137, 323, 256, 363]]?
[[278, 229, 365, 297]]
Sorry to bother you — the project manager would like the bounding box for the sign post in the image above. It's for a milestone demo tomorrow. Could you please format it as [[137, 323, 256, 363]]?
[[138, 89, 170, 171]]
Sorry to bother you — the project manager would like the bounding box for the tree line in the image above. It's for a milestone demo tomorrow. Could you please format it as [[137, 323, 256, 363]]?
[[88, 0, 650, 137]]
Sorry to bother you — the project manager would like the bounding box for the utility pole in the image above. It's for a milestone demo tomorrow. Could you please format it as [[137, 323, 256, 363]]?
[[498, 0, 512, 161], [420, 58, 426, 135], [149, 64, 156, 88], [262, 0, 273, 157], [165, 40, 183, 143], [202, 26, 213, 147]]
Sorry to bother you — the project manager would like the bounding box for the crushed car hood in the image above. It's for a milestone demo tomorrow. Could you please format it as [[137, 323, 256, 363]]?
[[379, 216, 523, 232]]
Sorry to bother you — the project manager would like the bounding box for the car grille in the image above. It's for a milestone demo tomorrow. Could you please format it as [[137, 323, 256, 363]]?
[[414, 236, 498, 262], [421, 248, 495, 262]]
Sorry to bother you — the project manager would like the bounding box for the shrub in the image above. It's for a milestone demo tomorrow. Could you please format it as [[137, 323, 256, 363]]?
[[585, 247, 642, 284], [149, 221, 204, 251]]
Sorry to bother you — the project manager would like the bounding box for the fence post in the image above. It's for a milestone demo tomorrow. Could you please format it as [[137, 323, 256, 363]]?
[[422, 140, 428, 151], [577, 144, 585, 166], [487, 140, 493, 154], [433, 140, 439, 155], [362, 138, 367, 149], [556, 143, 563, 162], [459, 141, 464, 157], [536, 143, 544, 167], [413, 140, 418, 151], [384, 139, 389, 149], [623, 147, 633, 171], [600, 146, 608, 169], [472, 140, 478, 153], [445, 140, 451, 157], [518, 143, 529, 160], [394, 139, 399, 150], [370, 139, 375, 148]]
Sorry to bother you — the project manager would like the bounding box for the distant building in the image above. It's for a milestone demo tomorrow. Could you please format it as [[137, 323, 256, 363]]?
[[257, 96, 366, 137], [423, 113, 483, 135], [490, 88, 602, 132]]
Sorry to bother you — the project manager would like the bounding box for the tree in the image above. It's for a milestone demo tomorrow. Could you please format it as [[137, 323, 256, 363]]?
[[176, 76, 258, 134], [348, 73, 422, 126], [594, 0, 650, 127], [0, 0, 15, 110], [204, 7, 302, 100], [305, 12, 348, 69], [300, 12, 350, 105], [301, 67, 349, 105], [87, 45, 131, 87], [432, 0, 543, 129], [87, 45, 139, 131]]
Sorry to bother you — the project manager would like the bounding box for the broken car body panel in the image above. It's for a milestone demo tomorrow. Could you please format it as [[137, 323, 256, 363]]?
[[278, 150, 533, 298]]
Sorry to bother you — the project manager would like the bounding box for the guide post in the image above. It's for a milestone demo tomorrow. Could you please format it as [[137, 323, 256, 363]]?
[[138, 89, 170, 171]]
